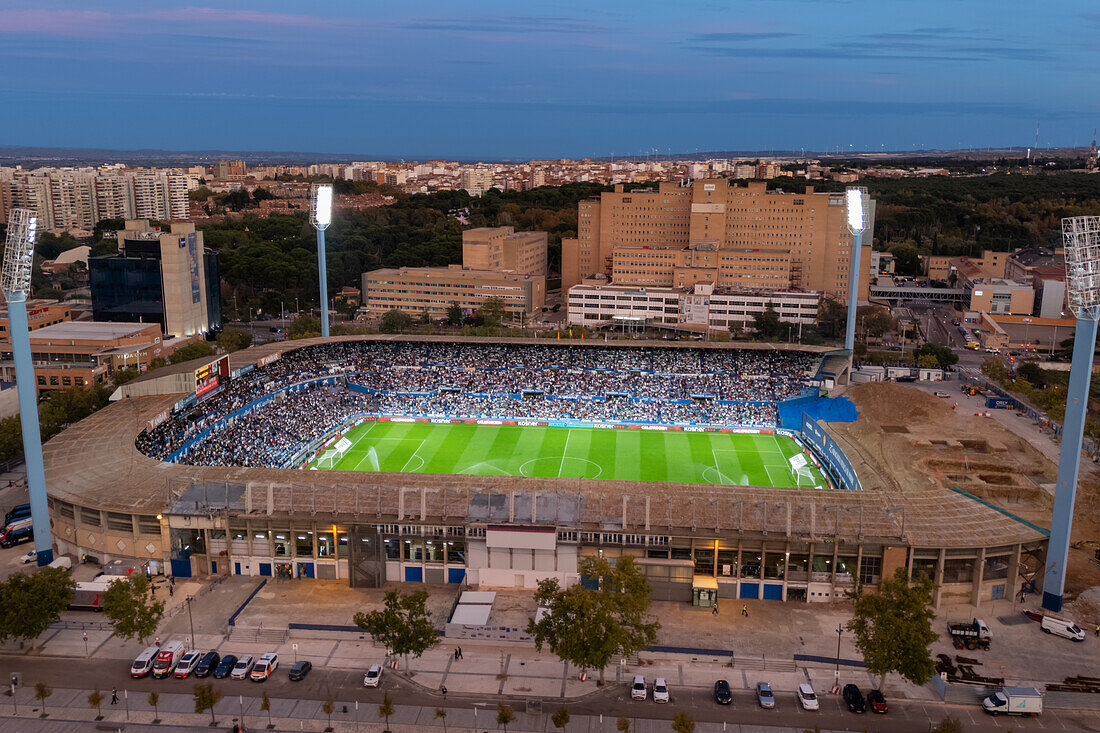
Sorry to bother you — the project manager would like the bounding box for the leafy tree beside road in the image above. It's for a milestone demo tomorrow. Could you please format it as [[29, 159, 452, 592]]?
[[847, 567, 938, 690], [353, 589, 438, 671], [102, 575, 165, 643], [0, 568, 75, 646], [527, 556, 659, 685]]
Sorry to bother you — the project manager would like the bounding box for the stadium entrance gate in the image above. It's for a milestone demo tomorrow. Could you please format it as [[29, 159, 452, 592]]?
[[348, 526, 385, 588]]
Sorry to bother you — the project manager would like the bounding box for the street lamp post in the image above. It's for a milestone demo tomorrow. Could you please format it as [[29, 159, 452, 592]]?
[[834, 625, 843, 689], [844, 188, 869, 352], [186, 596, 196, 649], [311, 185, 334, 338], [1042, 216, 1100, 612], [2, 210, 53, 565]]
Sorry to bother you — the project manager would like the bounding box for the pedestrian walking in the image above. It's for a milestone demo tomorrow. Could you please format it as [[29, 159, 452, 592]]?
[[741, 604, 749, 617], [1095, 624, 1099, 637], [155, 636, 161, 648], [712, 601, 719, 616], [169, 584, 174, 597], [110, 688, 118, 705], [457, 646, 463, 659], [454, 648, 459, 660]]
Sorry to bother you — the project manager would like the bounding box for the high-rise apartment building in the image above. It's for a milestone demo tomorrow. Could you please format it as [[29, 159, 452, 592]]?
[[460, 166, 493, 194], [561, 180, 875, 300], [48, 171, 98, 230], [132, 172, 189, 221], [90, 220, 221, 337], [214, 159, 247, 179], [461, 227, 548, 277], [528, 167, 546, 189]]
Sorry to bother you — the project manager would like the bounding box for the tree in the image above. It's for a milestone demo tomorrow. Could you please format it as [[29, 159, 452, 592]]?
[[528, 556, 660, 685], [0, 416, 23, 462], [446, 303, 463, 326], [551, 706, 570, 730], [0, 568, 76, 646], [193, 683, 223, 727], [617, 717, 631, 732], [379, 308, 415, 334], [889, 242, 921, 276], [169, 341, 216, 365], [353, 588, 438, 671], [252, 186, 276, 203], [815, 297, 847, 339], [34, 682, 51, 717], [911, 344, 958, 370], [496, 702, 515, 731], [1017, 361, 1045, 388], [289, 315, 322, 339], [147, 691, 160, 723], [102, 575, 165, 643], [434, 707, 447, 733], [216, 328, 253, 353], [322, 698, 334, 731], [112, 367, 140, 386], [931, 716, 963, 733], [378, 692, 395, 732], [671, 711, 695, 733], [862, 308, 896, 339], [478, 297, 507, 327], [752, 303, 782, 339], [88, 690, 104, 720], [261, 690, 272, 729], [847, 566, 938, 690], [147, 356, 168, 371], [916, 354, 939, 369]]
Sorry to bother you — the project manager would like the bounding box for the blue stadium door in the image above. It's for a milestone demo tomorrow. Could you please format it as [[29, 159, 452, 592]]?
[[762, 583, 783, 600]]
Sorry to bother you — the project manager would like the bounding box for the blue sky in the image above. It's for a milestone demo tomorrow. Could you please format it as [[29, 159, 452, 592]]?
[[0, 1, 1096, 159]]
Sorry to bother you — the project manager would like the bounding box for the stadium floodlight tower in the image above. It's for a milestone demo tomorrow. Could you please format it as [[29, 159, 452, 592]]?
[[843, 187, 869, 352], [310, 184, 334, 337], [2, 209, 53, 565], [1042, 215, 1100, 612]]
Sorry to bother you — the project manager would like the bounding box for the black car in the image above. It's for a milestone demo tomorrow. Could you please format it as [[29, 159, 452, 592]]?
[[843, 684, 866, 713], [213, 654, 238, 679], [193, 651, 220, 678], [288, 660, 312, 681], [714, 679, 733, 705]]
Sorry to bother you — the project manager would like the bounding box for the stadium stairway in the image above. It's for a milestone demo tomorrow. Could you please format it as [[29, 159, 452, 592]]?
[[227, 626, 289, 645]]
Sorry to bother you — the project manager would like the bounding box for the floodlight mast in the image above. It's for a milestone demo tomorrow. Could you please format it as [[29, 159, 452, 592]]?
[[843, 188, 868, 352], [1042, 216, 1100, 612], [2, 209, 53, 565], [310, 184, 334, 337]]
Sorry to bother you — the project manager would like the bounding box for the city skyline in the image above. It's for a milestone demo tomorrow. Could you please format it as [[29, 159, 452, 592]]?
[[2, 1, 1096, 158]]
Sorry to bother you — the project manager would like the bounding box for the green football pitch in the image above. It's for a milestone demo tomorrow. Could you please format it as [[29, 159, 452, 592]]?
[[308, 421, 829, 488]]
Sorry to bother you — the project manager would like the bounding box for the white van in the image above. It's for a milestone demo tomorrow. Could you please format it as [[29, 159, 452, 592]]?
[[130, 646, 160, 678], [152, 640, 186, 678], [1041, 615, 1085, 641]]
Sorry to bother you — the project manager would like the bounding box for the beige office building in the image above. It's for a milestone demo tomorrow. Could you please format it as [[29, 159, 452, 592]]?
[[462, 226, 548, 277], [362, 265, 546, 318], [562, 180, 874, 300]]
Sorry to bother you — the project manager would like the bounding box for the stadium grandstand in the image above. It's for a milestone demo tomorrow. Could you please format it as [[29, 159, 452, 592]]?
[[42, 336, 1047, 607]]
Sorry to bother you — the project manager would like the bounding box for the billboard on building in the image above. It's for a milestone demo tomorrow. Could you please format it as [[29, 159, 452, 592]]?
[[800, 413, 862, 491]]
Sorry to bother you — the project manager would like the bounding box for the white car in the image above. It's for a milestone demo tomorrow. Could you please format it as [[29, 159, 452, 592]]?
[[230, 655, 255, 680], [20, 549, 36, 564], [251, 652, 279, 681], [797, 683, 819, 711], [174, 650, 202, 679], [653, 677, 669, 703], [363, 664, 383, 687], [630, 675, 647, 701]]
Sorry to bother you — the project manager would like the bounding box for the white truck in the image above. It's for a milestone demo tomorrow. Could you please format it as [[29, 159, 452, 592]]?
[[982, 686, 1043, 717]]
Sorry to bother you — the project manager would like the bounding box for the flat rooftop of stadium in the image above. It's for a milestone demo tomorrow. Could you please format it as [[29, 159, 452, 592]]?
[[44, 392, 1045, 549], [225, 333, 839, 374]]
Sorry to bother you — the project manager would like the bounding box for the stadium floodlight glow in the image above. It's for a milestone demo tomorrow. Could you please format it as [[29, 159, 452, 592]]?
[[310, 184, 333, 337], [1042, 215, 1100, 612], [843, 187, 869, 352], [2, 209, 53, 566], [846, 187, 865, 233], [311, 184, 333, 230]]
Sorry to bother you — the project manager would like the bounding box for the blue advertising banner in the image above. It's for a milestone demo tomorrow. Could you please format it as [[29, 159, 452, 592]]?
[[800, 413, 862, 491]]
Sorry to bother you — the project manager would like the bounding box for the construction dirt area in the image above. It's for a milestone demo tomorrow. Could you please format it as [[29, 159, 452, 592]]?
[[831, 381, 1100, 616]]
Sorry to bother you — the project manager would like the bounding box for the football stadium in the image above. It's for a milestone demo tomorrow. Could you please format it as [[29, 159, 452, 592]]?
[[42, 335, 1047, 606]]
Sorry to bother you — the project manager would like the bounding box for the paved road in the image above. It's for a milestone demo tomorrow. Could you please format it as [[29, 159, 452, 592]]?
[[4, 656, 1099, 732]]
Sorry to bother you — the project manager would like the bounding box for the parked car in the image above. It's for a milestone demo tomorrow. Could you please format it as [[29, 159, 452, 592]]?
[[868, 689, 888, 714], [797, 683, 819, 711], [843, 684, 866, 713], [288, 660, 312, 681], [363, 664, 383, 688], [1040, 615, 1086, 641], [130, 646, 159, 678], [631, 675, 647, 701], [174, 650, 203, 679], [756, 681, 775, 709], [251, 653, 278, 681], [194, 651, 220, 678], [20, 549, 36, 564], [714, 679, 732, 705], [213, 654, 238, 679], [653, 677, 669, 704], [231, 655, 256, 680]]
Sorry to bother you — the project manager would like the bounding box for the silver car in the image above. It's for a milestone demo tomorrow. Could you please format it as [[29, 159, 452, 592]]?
[[756, 681, 775, 709]]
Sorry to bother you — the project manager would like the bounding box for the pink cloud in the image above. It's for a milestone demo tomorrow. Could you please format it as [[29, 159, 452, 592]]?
[[0, 9, 113, 36], [145, 6, 334, 27]]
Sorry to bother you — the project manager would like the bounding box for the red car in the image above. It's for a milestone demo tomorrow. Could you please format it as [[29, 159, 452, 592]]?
[[868, 689, 888, 714]]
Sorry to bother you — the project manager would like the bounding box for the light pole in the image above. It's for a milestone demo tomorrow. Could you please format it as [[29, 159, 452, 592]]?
[[186, 596, 196, 649], [834, 625, 843, 689], [1022, 317, 1032, 349], [844, 188, 869, 352], [2, 210, 53, 565], [311, 184, 333, 338], [1042, 216, 1100, 612]]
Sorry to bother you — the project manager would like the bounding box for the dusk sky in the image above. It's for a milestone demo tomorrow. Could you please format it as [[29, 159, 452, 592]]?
[[1, 1, 1095, 159]]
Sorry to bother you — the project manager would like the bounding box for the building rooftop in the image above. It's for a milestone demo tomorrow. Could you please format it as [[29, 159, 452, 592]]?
[[30, 321, 159, 342]]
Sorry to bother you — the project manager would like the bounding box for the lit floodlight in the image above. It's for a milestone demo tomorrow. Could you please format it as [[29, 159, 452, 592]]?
[[311, 184, 333, 229], [845, 188, 865, 233], [1, 209, 37, 296], [1063, 216, 1100, 317]]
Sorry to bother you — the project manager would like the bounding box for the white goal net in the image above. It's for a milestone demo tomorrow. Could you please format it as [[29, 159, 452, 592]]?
[[316, 436, 353, 469]]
